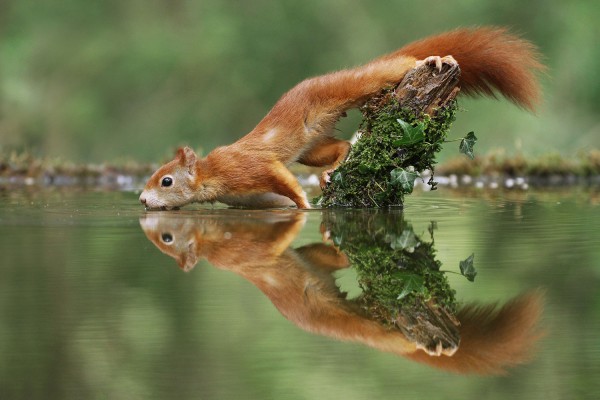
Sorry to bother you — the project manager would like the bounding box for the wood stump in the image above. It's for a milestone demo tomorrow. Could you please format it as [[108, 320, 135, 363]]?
[[320, 60, 462, 208]]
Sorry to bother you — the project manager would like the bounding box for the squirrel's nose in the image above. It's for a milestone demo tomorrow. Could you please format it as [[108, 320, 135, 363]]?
[[139, 195, 147, 205]]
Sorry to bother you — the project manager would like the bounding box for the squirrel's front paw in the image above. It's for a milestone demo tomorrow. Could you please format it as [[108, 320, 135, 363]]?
[[416, 55, 458, 72]]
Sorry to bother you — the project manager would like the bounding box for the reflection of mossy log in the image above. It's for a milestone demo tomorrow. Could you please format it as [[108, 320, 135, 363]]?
[[322, 210, 460, 353], [320, 62, 460, 207]]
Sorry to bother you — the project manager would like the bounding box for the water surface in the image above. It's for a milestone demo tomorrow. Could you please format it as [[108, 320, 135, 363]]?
[[1, 188, 599, 399]]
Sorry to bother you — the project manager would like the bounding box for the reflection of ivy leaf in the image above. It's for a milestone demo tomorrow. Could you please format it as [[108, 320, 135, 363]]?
[[459, 253, 477, 281], [393, 119, 426, 146], [332, 234, 343, 247], [396, 273, 426, 300], [390, 167, 419, 194], [390, 229, 419, 250], [427, 221, 438, 238], [459, 131, 477, 159]]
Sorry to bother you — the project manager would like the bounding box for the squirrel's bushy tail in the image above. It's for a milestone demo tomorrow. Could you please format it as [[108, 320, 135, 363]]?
[[393, 27, 545, 111], [405, 291, 544, 375]]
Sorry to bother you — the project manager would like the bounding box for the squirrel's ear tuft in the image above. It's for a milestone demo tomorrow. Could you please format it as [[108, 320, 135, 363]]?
[[176, 146, 198, 170]]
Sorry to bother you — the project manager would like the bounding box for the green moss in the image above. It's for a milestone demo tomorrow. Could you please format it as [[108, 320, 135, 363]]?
[[322, 210, 458, 327], [320, 90, 457, 207]]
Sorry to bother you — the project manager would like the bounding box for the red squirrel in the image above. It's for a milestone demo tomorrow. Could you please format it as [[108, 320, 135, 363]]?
[[139, 27, 544, 210], [139, 212, 544, 374]]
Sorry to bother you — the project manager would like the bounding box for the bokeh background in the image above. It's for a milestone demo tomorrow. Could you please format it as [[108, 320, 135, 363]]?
[[1, 0, 599, 163]]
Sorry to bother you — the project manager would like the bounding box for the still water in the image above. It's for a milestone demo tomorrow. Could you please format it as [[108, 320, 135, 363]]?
[[0, 188, 599, 400]]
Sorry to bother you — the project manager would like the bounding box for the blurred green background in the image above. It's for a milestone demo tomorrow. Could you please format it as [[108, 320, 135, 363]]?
[[1, 0, 599, 163]]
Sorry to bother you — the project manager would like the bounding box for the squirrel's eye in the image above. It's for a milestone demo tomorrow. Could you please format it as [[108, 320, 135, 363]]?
[[161, 233, 173, 243], [161, 176, 173, 187]]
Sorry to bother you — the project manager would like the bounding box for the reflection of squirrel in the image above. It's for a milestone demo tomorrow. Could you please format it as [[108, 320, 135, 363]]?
[[140, 212, 543, 374], [139, 27, 544, 210]]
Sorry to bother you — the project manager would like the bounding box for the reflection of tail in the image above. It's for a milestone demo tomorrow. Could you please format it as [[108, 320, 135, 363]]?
[[405, 291, 544, 374]]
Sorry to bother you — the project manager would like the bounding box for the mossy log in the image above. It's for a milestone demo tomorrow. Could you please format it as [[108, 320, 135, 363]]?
[[320, 61, 461, 207]]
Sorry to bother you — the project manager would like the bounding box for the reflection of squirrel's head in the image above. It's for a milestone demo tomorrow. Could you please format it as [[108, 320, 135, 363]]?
[[139, 213, 205, 271], [139, 212, 306, 272]]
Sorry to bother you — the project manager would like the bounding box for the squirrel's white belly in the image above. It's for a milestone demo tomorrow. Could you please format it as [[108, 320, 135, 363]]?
[[217, 192, 299, 208]]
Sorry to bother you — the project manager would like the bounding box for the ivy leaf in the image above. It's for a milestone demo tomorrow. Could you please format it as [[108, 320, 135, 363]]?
[[459, 253, 477, 282], [390, 228, 420, 250], [358, 163, 376, 174], [390, 167, 419, 194], [393, 118, 426, 146], [331, 171, 344, 185], [396, 273, 426, 300], [459, 131, 478, 159], [374, 190, 390, 202]]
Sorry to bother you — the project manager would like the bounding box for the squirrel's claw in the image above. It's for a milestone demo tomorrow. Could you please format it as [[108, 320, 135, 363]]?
[[320, 169, 334, 189], [416, 55, 458, 72]]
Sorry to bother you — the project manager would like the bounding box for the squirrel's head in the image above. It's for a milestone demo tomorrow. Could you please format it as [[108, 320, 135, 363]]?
[[139, 146, 200, 210]]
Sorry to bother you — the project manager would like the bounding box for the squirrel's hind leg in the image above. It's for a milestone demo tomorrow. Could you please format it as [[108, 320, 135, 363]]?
[[298, 137, 351, 188]]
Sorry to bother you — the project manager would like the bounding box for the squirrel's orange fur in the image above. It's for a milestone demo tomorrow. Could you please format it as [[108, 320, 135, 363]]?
[[140, 27, 544, 210], [140, 212, 544, 374]]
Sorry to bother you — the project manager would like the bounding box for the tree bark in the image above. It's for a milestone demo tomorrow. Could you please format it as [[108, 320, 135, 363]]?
[[396, 299, 461, 356], [394, 60, 461, 116]]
